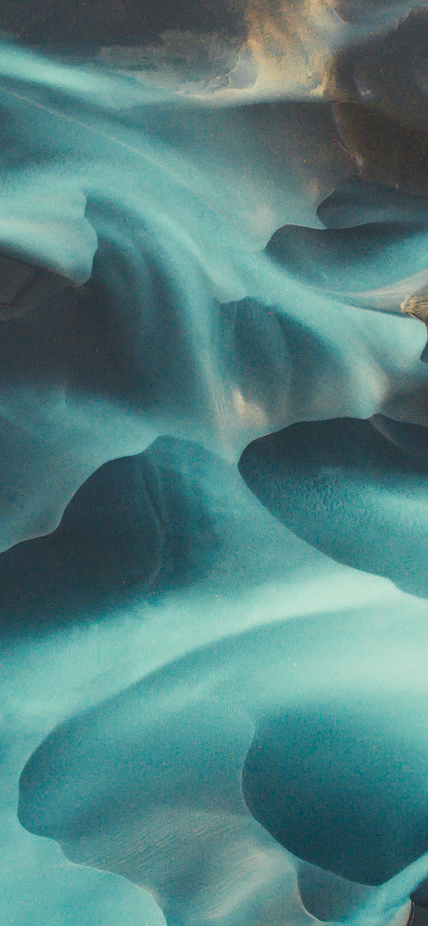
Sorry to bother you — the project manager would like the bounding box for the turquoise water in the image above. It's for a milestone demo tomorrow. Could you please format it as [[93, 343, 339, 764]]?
[[1, 9, 428, 925]]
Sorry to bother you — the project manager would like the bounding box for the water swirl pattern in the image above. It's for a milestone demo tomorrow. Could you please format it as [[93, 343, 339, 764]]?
[[2, 3, 428, 926]]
